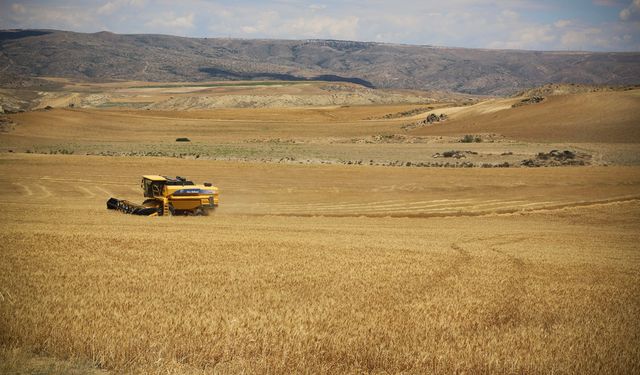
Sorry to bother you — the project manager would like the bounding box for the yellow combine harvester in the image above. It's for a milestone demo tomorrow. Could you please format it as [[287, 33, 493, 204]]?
[[107, 175, 219, 216]]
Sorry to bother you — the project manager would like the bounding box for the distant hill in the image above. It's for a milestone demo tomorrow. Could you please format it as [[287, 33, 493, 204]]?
[[411, 88, 640, 143], [1, 29, 639, 95]]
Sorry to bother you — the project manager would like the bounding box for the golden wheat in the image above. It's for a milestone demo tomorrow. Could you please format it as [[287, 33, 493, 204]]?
[[0, 154, 639, 374]]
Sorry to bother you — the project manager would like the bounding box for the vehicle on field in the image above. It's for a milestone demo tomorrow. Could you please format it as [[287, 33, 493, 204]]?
[[107, 175, 219, 216]]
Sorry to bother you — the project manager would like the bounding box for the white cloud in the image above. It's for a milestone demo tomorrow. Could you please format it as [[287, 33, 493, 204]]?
[[275, 16, 358, 39], [554, 19, 572, 28], [98, 0, 146, 15], [286, 15, 360, 39], [241, 26, 258, 34], [500, 10, 519, 20], [98, 2, 118, 15], [0, 0, 638, 52], [220, 7, 359, 40], [146, 12, 195, 30], [2, 4, 102, 31], [620, 8, 632, 19], [11, 3, 26, 14], [380, 14, 421, 29], [489, 25, 556, 50], [309, 4, 327, 11], [560, 27, 611, 50], [620, 0, 640, 20], [593, 0, 621, 6]]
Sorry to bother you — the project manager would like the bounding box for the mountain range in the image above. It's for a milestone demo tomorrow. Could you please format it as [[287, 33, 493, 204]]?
[[1, 29, 639, 95]]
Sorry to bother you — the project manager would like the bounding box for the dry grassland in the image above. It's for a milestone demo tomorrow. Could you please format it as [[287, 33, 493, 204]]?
[[4, 107, 640, 170], [29, 80, 451, 112], [1, 154, 639, 374], [413, 90, 640, 143], [4, 105, 427, 144], [3, 88, 639, 169]]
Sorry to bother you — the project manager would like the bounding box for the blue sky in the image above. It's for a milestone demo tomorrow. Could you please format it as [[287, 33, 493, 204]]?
[[1, 0, 639, 51]]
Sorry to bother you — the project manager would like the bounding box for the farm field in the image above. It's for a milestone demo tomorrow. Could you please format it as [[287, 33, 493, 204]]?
[[1, 81, 639, 373], [1, 154, 639, 374], [2, 84, 639, 168]]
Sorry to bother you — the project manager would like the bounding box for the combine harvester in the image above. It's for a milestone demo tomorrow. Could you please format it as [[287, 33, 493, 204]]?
[[107, 175, 219, 216]]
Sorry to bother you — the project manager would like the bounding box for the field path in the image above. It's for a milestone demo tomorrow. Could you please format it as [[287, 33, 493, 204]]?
[[94, 186, 114, 197], [36, 184, 53, 197], [12, 182, 33, 196], [76, 186, 95, 198]]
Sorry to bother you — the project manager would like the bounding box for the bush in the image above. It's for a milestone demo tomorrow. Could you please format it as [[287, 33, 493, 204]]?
[[461, 135, 474, 143], [176, 137, 191, 142], [460, 135, 482, 143]]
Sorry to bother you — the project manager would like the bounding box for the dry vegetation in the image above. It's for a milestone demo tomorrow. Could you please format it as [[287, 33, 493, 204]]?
[[3, 86, 640, 167], [1, 83, 640, 373], [412, 89, 640, 143], [0, 154, 639, 374], [19, 79, 461, 111]]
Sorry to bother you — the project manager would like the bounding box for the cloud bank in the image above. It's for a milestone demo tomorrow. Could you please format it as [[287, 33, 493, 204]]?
[[1, 0, 638, 51]]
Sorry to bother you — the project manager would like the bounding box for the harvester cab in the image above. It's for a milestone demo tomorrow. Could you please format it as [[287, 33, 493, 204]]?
[[107, 175, 219, 216]]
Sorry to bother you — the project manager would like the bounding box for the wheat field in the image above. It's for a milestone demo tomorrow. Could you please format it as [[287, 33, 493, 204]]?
[[1, 154, 639, 374], [1, 85, 639, 373]]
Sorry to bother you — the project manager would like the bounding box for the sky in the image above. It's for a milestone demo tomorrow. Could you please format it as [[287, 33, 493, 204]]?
[[1, 0, 640, 51]]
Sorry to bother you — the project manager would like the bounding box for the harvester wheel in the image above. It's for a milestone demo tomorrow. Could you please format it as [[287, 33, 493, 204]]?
[[193, 207, 207, 216]]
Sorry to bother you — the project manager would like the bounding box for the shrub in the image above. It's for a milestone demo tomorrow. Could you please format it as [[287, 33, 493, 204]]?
[[460, 135, 482, 143], [461, 135, 474, 143]]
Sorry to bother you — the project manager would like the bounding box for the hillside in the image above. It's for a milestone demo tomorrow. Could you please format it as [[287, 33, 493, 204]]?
[[410, 88, 640, 143], [1, 29, 640, 95], [0, 79, 477, 112], [34, 80, 471, 110]]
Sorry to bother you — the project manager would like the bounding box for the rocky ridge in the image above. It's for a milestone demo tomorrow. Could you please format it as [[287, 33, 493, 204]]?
[[2, 30, 639, 95]]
